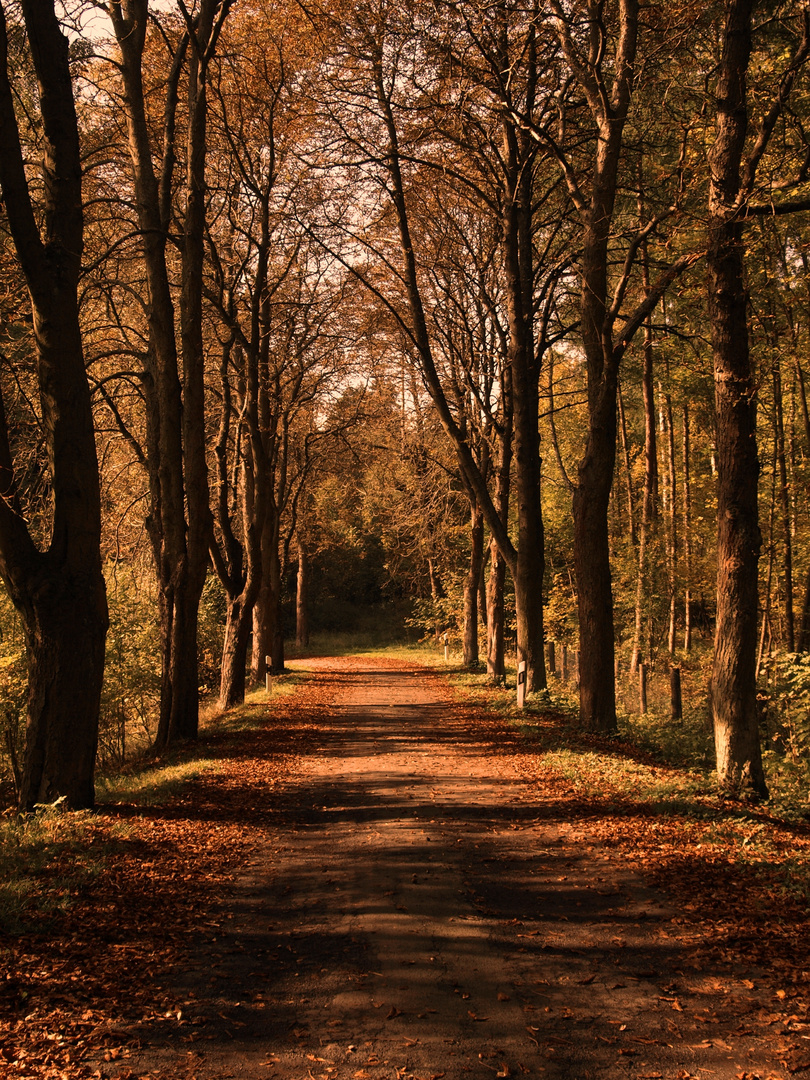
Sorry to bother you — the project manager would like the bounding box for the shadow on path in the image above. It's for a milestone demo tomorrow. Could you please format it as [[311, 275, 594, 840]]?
[[114, 662, 786, 1080]]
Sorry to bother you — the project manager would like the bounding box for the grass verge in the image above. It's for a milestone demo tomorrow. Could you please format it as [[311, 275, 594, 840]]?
[[434, 659, 810, 914], [0, 674, 306, 935], [0, 801, 133, 934]]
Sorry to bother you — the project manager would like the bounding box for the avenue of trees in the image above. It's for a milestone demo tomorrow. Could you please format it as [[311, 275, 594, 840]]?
[[0, 0, 809, 808]]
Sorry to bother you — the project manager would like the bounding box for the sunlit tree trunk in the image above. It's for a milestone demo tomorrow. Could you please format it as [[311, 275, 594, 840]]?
[[707, 0, 766, 798]]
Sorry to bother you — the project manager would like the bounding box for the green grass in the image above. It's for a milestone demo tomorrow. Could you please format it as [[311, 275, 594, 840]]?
[[1, 676, 311, 933], [96, 757, 218, 806], [0, 800, 132, 934]]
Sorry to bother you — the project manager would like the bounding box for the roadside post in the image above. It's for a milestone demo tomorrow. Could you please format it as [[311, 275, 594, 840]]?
[[443, 634, 449, 662], [517, 660, 527, 709], [266, 656, 272, 695]]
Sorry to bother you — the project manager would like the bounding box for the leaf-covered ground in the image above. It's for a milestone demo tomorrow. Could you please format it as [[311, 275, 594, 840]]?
[[1, 657, 809, 1080]]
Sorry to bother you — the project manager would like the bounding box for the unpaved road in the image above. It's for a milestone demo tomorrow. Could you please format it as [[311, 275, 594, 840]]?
[[117, 659, 786, 1080]]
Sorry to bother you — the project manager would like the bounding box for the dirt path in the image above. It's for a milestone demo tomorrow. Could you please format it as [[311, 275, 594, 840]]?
[[113, 659, 788, 1080]]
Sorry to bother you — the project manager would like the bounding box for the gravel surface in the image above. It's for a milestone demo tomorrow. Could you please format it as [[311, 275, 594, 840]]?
[[114, 658, 787, 1080]]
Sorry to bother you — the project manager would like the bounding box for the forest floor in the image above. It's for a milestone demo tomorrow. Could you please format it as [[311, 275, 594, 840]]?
[[2, 656, 810, 1080]]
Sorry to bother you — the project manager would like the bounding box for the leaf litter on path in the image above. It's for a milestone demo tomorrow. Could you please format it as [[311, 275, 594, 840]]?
[[1, 655, 808, 1079]]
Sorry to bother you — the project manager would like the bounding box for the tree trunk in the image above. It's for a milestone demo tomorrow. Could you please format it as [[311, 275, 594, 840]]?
[[219, 595, 252, 710], [502, 91, 546, 694], [254, 528, 285, 678], [573, 399, 619, 730], [486, 540, 507, 684], [757, 439, 778, 680], [662, 385, 678, 655], [110, 0, 225, 752], [462, 507, 484, 668], [682, 405, 693, 652], [0, 0, 108, 810], [631, 315, 658, 674], [296, 538, 310, 649], [706, 0, 766, 798], [773, 361, 795, 650], [558, 0, 639, 733], [617, 384, 637, 545]]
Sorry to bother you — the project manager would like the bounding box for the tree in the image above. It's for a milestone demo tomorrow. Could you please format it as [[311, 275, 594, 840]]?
[[544, 0, 697, 730], [706, 0, 809, 798], [107, 0, 230, 748], [0, 0, 108, 809]]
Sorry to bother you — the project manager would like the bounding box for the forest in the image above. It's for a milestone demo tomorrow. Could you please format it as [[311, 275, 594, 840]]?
[[1, 0, 810, 814]]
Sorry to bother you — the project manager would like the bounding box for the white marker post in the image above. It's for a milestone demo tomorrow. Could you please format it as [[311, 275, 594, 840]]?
[[266, 656, 272, 695], [443, 634, 449, 662], [517, 660, 527, 709]]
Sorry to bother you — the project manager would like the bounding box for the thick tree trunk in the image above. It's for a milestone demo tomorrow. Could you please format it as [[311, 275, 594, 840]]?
[[707, 0, 766, 799], [709, 233, 766, 796], [19, 569, 107, 810], [0, 0, 108, 810], [462, 507, 484, 668], [162, 578, 201, 742], [219, 595, 252, 710], [557, 0, 638, 733], [503, 102, 546, 693], [111, 0, 224, 752], [573, 391, 618, 731]]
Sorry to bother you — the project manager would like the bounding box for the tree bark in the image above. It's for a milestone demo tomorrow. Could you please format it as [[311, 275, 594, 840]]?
[[110, 0, 226, 750], [296, 537, 310, 649], [219, 594, 253, 709], [462, 507, 484, 668], [554, 0, 639, 732], [706, 0, 766, 798], [773, 360, 795, 650], [682, 405, 693, 652], [0, 0, 108, 810], [662, 383, 678, 655], [617, 384, 637, 545], [631, 302, 658, 673]]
